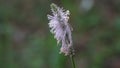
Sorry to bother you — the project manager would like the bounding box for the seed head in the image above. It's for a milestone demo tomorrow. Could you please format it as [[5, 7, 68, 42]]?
[[47, 3, 74, 56]]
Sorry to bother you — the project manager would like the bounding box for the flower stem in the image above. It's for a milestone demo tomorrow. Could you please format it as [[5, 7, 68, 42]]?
[[70, 55, 76, 68]]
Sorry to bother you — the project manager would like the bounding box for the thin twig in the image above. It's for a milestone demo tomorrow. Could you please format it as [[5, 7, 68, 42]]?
[[70, 55, 76, 68]]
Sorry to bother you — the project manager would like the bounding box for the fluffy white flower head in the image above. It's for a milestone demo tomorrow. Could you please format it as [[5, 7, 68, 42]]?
[[47, 3, 74, 56]]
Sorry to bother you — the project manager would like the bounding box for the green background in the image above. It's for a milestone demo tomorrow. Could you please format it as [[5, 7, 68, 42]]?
[[0, 0, 120, 68]]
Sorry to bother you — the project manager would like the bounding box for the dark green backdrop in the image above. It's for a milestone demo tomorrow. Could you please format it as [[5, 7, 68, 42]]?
[[0, 0, 120, 68]]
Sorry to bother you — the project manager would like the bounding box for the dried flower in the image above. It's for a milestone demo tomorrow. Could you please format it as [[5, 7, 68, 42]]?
[[47, 3, 74, 56]]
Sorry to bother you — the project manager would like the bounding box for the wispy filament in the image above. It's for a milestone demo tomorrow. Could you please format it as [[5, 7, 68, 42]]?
[[47, 3, 74, 56]]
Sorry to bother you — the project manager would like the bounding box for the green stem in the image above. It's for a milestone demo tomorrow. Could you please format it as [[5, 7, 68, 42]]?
[[70, 55, 76, 68]]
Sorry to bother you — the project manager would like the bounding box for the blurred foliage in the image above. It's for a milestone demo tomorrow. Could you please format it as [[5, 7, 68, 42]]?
[[0, 0, 120, 68]]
